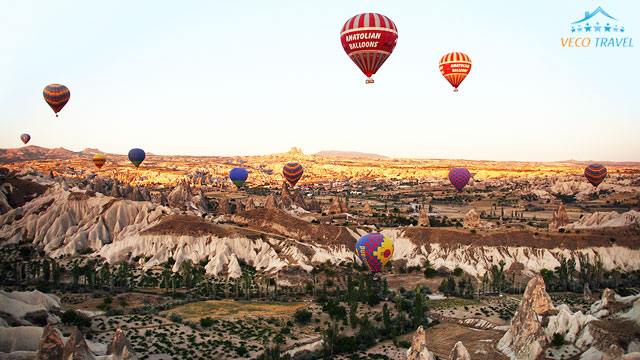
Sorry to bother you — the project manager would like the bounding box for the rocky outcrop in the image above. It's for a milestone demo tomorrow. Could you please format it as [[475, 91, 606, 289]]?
[[106, 328, 137, 360], [36, 325, 64, 359], [418, 207, 429, 227], [263, 194, 279, 209], [328, 196, 348, 214], [167, 181, 193, 210], [0, 290, 61, 326], [549, 203, 569, 231], [244, 198, 257, 211], [566, 210, 640, 229], [498, 275, 555, 360], [406, 326, 436, 360], [291, 190, 307, 210], [362, 202, 373, 216], [463, 209, 480, 229], [450, 341, 471, 360], [62, 327, 95, 359]]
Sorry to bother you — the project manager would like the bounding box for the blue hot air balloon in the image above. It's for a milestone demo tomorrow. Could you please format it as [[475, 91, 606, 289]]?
[[128, 148, 146, 168], [229, 167, 249, 188]]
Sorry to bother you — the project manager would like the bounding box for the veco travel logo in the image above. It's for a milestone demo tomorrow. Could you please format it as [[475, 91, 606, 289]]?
[[561, 6, 633, 48]]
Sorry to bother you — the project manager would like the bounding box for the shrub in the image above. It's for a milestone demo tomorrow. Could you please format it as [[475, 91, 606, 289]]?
[[551, 333, 565, 347], [200, 317, 214, 328], [61, 310, 91, 328], [293, 309, 312, 325], [169, 313, 183, 323]]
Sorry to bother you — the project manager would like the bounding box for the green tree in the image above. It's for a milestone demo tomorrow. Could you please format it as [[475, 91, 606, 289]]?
[[349, 301, 358, 329], [411, 285, 426, 328]]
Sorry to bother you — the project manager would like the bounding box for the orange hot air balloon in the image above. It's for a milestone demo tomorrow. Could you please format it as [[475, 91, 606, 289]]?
[[92, 154, 106, 169], [439, 52, 472, 92], [43, 84, 70, 117]]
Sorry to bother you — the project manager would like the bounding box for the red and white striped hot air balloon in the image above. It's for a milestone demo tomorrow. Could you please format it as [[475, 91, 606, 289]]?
[[340, 13, 398, 84], [439, 52, 472, 92]]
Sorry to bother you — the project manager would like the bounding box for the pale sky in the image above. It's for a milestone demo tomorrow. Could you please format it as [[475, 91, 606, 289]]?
[[1, 0, 638, 161]]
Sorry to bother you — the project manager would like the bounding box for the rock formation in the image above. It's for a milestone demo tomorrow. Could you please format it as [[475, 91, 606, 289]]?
[[106, 328, 137, 360], [450, 341, 471, 360], [36, 325, 64, 360], [418, 206, 430, 227], [291, 190, 307, 210], [167, 181, 193, 210], [548, 203, 569, 231], [406, 326, 436, 360], [328, 196, 348, 214], [263, 194, 279, 209], [498, 275, 556, 360], [565, 210, 640, 229], [62, 327, 95, 359], [362, 202, 373, 216], [584, 283, 593, 301], [463, 209, 480, 229], [244, 197, 257, 211]]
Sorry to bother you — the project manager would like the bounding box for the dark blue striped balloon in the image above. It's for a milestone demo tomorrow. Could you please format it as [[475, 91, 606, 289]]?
[[128, 148, 146, 168]]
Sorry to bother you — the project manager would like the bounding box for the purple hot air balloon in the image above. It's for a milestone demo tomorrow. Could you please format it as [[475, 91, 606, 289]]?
[[448, 167, 471, 192], [20, 134, 31, 144]]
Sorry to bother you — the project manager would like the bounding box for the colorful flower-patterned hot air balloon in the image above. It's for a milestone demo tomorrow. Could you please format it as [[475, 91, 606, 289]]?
[[93, 153, 106, 169], [584, 164, 607, 187], [229, 167, 249, 188], [283, 162, 304, 187], [340, 13, 398, 84], [355, 233, 394, 273], [448, 167, 471, 192], [439, 52, 472, 92], [43, 84, 70, 117], [128, 148, 146, 168], [20, 134, 31, 144]]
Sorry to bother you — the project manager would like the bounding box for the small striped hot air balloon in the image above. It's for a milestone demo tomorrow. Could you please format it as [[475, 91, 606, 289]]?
[[439, 52, 472, 92], [584, 164, 607, 187], [448, 167, 472, 192], [283, 162, 303, 187], [128, 148, 146, 168], [20, 134, 31, 145], [92, 154, 106, 169], [355, 233, 394, 273], [340, 13, 398, 84], [43, 84, 70, 117], [229, 167, 249, 188]]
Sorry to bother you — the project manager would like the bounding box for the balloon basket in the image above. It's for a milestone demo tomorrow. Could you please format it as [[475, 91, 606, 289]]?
[[453, 88, 459, 92], [366, 78, 374, 84]]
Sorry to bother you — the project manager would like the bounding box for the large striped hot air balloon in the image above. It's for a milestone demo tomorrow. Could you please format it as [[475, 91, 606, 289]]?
[[20, 134, 30, 145], [43, 84, 70, 117], [283, 162, 303, 187], [340, 13, 398, 84], [229, 167, 249, 188], [128, 148, 146, 168], [92, 154, 106, 169], [448, 167, 472, 192], [584, 164, 607, 187], [439, 52, 472, 92], [355, 233, 394, 273]]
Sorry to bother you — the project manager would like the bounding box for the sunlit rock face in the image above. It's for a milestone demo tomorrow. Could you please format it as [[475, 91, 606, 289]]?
[[37, 325, 64, 360], [463, 209, 480, 228], [498, 275, 555, 360], [450, 341, 471, 360], [406, 326, 436, 360], [548, 203, 569, 231], [565, 210, 640, 229]]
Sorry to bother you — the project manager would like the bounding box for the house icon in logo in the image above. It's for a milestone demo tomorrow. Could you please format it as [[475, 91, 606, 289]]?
[[570, 6, 625, 33]]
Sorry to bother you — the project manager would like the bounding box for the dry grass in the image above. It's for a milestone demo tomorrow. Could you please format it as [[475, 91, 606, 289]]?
[[161, 300, 306, 321]]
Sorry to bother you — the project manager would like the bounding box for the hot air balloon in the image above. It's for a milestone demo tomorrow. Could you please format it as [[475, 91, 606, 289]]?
[[355, 233, 394, 273], [439, 52, 472, 92], [93, 154, 106, 169], [20, 134, 30, 144], [448, 167, 471, 192], [340, 13, 398, 84], [584, 164, 607, 187], [229, 167, 249, 188], [43, 84, 70, 117], [128, 148, 146, 168], [283, 162, 304, 187]]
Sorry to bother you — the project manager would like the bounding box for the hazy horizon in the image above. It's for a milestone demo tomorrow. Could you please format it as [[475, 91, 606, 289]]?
[[2, 1, 639, 161]]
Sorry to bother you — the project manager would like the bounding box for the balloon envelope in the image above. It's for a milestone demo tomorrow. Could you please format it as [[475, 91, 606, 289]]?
[[340, 13, 398, 82], [43, 84, 70, 116], [448, 167, 471, 192], [93, 154, 106, 169], [584, 164, 607, 187], [128, 148, 146, 168], [439, 52, 472, 91], [20, 134, 30, 144], [355, 233, 394, 273], [229, 167, 249, 188], [283, 162, 304, 187]]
